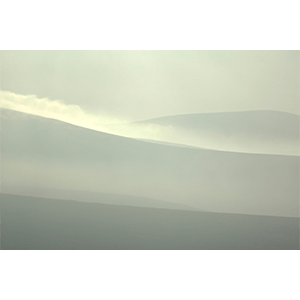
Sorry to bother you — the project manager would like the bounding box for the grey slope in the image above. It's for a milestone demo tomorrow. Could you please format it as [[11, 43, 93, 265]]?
[[1, 193, 299, 250], [132, 110, 300, 155], [1, 185, 201, 212], [1, 108, 299, 217], [135, 110, 299, 138]]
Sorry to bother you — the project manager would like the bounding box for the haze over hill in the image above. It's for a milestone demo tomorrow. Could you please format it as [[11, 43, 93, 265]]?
[[1, 91, 299, 156], [1, 51, 299, 251], [1, 108, 299, 217], [108, 110, 300, 156]]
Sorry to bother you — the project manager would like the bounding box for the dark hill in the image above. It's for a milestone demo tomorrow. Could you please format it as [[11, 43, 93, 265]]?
[[1, 193, 299, 250]]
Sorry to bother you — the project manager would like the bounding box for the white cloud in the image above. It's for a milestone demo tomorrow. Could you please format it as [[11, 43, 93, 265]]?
[[0, 90, 177, 141], [0, 90, 125, 128], [1, 90, 298, 156]]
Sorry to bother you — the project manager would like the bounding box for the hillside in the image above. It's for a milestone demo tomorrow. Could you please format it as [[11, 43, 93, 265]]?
[[1, 193, 299, 250], [2, 185, 200, 211], [130, 110, 300, 155], [1, 108, 299, 217]]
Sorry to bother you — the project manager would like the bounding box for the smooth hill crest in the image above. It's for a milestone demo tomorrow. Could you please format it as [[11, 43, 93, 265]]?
[[127, 110, 300, 156]]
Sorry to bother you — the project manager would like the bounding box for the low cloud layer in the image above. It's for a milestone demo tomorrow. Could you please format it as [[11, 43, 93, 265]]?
[[1, 90, 299, 156], [0, 90, 124, 127], [0, 90, 185, 143], [1, 51, 299, 120]]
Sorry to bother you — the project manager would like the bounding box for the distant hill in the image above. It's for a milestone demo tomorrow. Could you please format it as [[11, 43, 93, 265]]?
[[2, 185, 201, 212], [1, 193, 298, 250], [131, 110, 300, 155], [1, 108, 299, 217]]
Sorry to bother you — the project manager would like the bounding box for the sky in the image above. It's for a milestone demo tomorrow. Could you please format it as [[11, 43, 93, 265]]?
[[0, 50, 299, 122]]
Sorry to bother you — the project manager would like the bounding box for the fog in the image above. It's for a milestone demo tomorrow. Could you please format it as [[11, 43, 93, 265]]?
[[1, 50, 299, 250], [1, 91, 299, 155], [1, 108, 299, 217]]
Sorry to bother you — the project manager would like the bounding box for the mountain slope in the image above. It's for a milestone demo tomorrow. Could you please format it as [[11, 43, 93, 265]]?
[[2, 185, 200, 212], [1, 108, 299, 217], [130, 110, 300, 155], [1, 193, 299, 250]]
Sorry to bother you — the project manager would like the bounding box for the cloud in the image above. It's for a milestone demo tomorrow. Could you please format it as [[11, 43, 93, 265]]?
[[0, 90, 123, 127], [0, 90, 177, 141], [1, 90, 298, 156], [0, 90, 206, 152]]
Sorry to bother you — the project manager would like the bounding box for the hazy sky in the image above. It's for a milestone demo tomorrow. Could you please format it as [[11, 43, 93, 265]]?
[[1, 50, 299, 121]]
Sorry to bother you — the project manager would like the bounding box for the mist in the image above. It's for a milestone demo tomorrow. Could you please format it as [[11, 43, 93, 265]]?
[[1, 108, 299, 217], [1, 50, 299, 250], [1, 91, 299, 156]]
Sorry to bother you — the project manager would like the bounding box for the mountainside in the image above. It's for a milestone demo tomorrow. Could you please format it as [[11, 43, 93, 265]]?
[[136, 110, 299, 137], [1, 193, 299, 250], [130, 110, 300, 155], [1, 108, 299, 217], [2, 185, 200, 211]]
